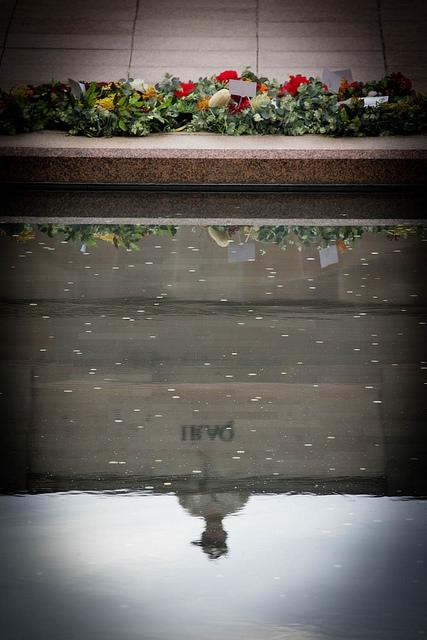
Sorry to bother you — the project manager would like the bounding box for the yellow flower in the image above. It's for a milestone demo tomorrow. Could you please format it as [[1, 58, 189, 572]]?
[[16, 228, 36, 242], [142, 85, 157, 99], [96, 96, 115, 111], [196, 97, 210, 111], [98, 233, 118, 245], [10, 85, 33, 98], [100, 83, 112, 91]]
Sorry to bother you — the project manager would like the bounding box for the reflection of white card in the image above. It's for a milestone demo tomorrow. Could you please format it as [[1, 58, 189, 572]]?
[[229, 79, 257, 97], [228, 242, 256, 263], [319, 245, 339, 268], [322, 68, 353, 92], [68, 78, 86, 98], [363, 96, 389, 107]]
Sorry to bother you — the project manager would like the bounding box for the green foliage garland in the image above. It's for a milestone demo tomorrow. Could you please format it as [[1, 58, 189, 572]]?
[[0, 70, 426, 137], [2, 224, 423, 251]]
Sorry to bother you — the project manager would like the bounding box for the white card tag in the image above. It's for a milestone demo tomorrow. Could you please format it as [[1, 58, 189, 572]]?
[[319, 245, 339, 268], [228, 79, 257, 98], [68, 78, 86, 98], [363, 96, 389, 107], [228, 242, 256, 263], [322, 68, 353, 92]]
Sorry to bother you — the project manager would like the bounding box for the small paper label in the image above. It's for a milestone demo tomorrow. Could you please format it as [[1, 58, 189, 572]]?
[[319, 245, 339, 268], [322, 68, 353, 92], [228, 242, 256, 263], [68, 78, 86, 99], [363, 95, 389, 107], [228, 79, 257, 98]]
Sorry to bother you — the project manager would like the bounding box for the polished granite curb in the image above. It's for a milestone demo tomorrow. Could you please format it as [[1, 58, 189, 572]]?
[[2, 189, 426, 222], [1, 132, 427, 186]]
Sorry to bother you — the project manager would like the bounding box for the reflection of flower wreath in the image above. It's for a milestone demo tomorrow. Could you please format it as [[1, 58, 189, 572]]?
[[1, 224, 424, 251]]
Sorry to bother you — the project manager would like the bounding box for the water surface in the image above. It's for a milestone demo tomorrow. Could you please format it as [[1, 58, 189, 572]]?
[[0, 223, 426, 639]]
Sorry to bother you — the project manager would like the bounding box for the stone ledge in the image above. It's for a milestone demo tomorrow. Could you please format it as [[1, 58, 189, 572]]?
[[1, 132, 426, 185]]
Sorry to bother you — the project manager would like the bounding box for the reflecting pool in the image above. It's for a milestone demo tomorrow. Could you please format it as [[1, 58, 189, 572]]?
[[0, 223, 426, 640]]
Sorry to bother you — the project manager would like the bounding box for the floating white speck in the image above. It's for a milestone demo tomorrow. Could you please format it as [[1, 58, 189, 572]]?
[[192, 469, 202, 474], [63, 389, 73, 393], [304, 443, 313, 447], [373, 400, 382, 404]]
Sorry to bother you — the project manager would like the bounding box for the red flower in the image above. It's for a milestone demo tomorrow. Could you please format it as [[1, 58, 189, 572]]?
[[175, 81, 196, 98], [216, 69, 240, 83], [390, 72, 412, 92], [229, 96, 251, 113], [278, 74, 310, 96], [338, 79, 364, 98]]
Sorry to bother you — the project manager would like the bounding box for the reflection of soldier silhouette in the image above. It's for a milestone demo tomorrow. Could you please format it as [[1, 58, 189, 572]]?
[[178, 491, 249, 560]]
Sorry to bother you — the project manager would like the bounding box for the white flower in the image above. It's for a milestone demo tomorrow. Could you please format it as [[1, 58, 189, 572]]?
[[253, 113, 262, 122], [251, 94, 270, 111], [129, 78, 146, 92], [208, 89, 231, 108]]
